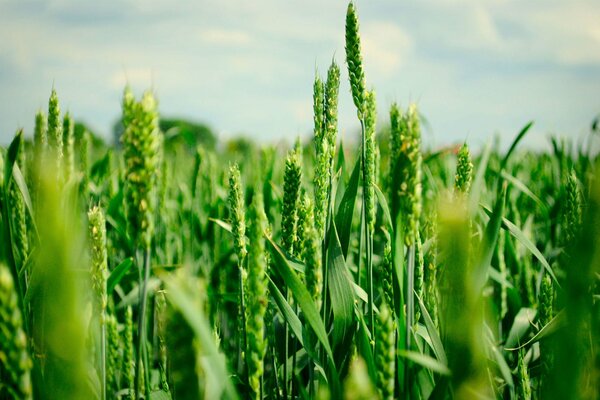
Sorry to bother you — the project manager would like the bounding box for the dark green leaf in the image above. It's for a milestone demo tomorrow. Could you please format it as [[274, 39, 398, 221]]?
[[334, 158, 360, 258], [107, 257, 134, 294]]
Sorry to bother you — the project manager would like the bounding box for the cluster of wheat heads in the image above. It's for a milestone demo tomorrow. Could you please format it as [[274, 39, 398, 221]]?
[[0, 3, 598, 400]]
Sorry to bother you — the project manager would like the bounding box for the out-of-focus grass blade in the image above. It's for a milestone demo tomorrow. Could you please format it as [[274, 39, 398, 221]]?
[[474, 184, 506, 293], [505, 310, 566, 351], [106, 191, 132, 251], [374, 183, 392, 233], [397, 350, 450, 376], [415, 324, 433, 351], [164, 276, 239, 400], [334, 158, 360, 258], [500, 121, 534, 172], [352, 281, 369, 304], [504, 307, 537, 349], [149, 390, 172, 400], [485, 326, 514, 389], [90, 151, 111, 181], [500, 170, 546, 213], [118, 278, 161, 308], [483, 206, 558, 284], [209, 218, 232, 233], [469, 140, 492, 214], [355, 309, 377, 383], [416, 294, 447, 365], [489, 266, 514, 288], [12, 165, 38, 237], [107, 257, 134, 294], [502, 216, 557, 283], [3, 130, 22, 189]]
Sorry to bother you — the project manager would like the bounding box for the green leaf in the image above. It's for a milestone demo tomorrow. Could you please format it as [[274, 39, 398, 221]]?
[[397, 350, 450, 376], [3, 130, 22, 190], [483, 206, 558, 284], [500, 121, 533, 172], [90, 150, 111, 181], [12, 165, 37, 236], [209, 218, 232, 233], [268, 277, 304, 347], [164, 276, 239, 400], [327, 223, 356, 350], [488, 266, 514, 288], [469, 140, 492, 215], [334, 158, 360, 258], [474, 184, 506, 293], [107, 257, 134, 294], [149, 390, 172, 400], [355, 309, 377, 383], [266, 236, 342, 396], [504, 307, 537, 349], [505, 310, 566, 351], [374, 183, 392, 233], [352, 281, 369, 304], [485, 326, 514, 388], [416, 294, 447, 365], [265, 237, 335, 364], [117, 278, 161, 308], [500, 170, 546, 213], [268, 277, 325, 373]]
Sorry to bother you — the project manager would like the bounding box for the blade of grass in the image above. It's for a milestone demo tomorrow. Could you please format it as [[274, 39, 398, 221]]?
[[374, 183, 392, 233], [107, 257, 134, 294], [505, 311, 566, 351], [504, 307, 537, 349], [474, 184, 507, 293], [397, 350, 450, 376], [334, 158, 360, 259], [327, 222, 356, 351], [164, 276, 239, 400], [265, 237, 340, 385], [500, 121, 534, 172], [468, 140, 492, 215], [482, 206, 558, 284], [416, 294, 447, 365]]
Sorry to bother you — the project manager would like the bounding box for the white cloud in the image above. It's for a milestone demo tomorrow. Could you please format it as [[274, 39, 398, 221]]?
[[198, 29, 253, 46], [362, 21, 413, 78]]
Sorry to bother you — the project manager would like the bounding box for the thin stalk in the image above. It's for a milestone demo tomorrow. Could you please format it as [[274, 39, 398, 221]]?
[[135, 249, 151, 400], [237, 258, 248, 389], [366, 228, 374, 342], [320, 159, 335, 375], [101, 319, 106, 400], [359, 120, 375, 337], [283, 287, 289, 400], [308, 363, 314, 398], [358, 202, 365, 287], [291, 317, 298, 399], [406, 244, 415, 349], [404, 244, 415, 400], [272, 347, 281, 399]]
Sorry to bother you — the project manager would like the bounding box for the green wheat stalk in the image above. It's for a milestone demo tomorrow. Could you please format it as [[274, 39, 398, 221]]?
[[88, 206, 108, 400], [0, 263, 32, 400], [245, 190, 269, 400], [62, 112, 75, 182]]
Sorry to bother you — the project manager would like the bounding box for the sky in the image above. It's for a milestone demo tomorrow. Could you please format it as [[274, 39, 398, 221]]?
[[1, 0, 599, 149]]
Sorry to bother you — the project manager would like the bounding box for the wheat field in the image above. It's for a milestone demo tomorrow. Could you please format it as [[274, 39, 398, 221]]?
[[0, 3, 598, 400]]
